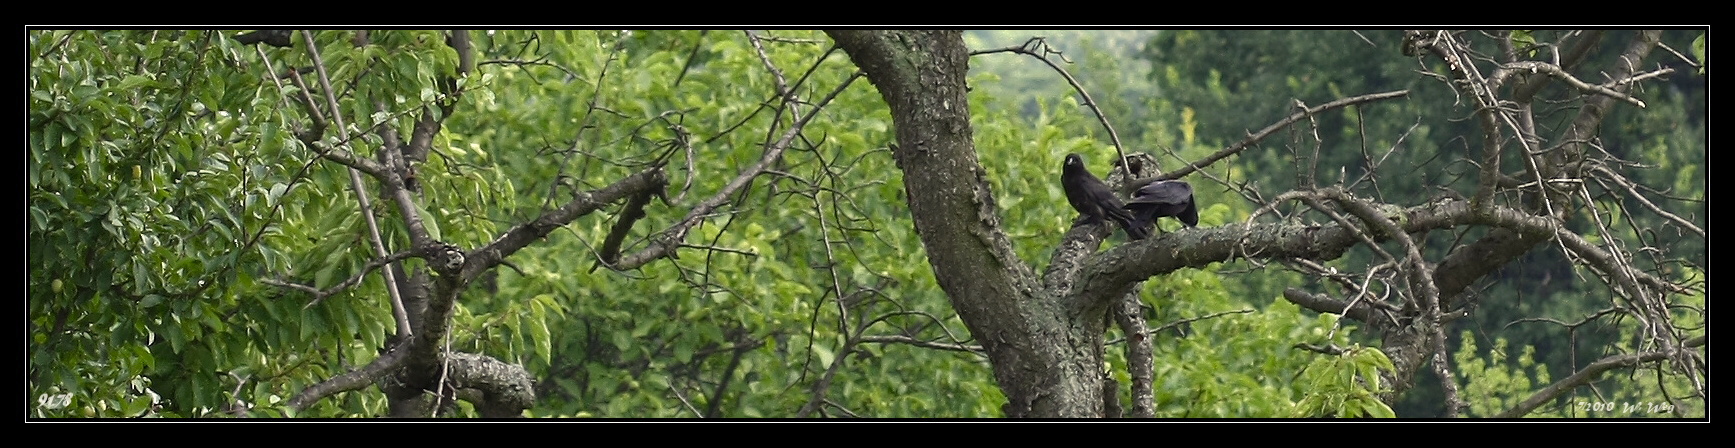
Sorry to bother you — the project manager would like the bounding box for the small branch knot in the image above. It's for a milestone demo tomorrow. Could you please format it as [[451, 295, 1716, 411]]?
[[428, 242, 466, 275]]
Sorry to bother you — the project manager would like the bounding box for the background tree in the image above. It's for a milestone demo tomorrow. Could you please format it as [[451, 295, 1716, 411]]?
[[29, 29, 1704, 418], [1136, 29, 1706, 417], [831, 29, 1704, 418]]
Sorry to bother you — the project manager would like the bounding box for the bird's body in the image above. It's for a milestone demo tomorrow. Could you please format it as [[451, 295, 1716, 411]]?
[[234, 30, 295, 48], [1124, 180, 1198, 234], [1061, 154, 1149, 240]]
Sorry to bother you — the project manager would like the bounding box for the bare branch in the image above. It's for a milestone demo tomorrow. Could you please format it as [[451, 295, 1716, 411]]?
[[975, 37, 1131, 171], [1496, 336, 1705, 418], [258, 250, 417, 308], [858, 335, 984, 354], [1588, 165, 1704, 238], [595, 176, 663, 266], [669, 380, 704, 418], [1150, 309, 1254, 336], [301, 30, 413, 337], [1124, 90, 1410, 191], [611, 73, 863, 270], [467, 167, 668, 281], [1284, 289, 1388, 327], [287, 341, 411, 412], [1494, 61, 1671, 108]]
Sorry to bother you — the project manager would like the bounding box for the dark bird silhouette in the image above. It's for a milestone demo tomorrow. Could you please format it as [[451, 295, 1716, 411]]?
[[1061, 153, 1149, 240], [1124, 180, 1198, 235], [234, 30, 294, 48]]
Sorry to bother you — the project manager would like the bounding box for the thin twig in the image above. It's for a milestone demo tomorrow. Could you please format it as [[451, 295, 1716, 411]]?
[[301, 30, 414, 338], [974, 38, 1130, 170]]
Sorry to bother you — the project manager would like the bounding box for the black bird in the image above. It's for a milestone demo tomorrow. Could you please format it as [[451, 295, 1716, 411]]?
[[1061, 154, 1149, 240], [1124, 180, 1198, 235], [234, 30, 295, 48]]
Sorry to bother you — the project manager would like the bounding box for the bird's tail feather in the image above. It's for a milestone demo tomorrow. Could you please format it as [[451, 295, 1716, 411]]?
[[1110, 210, 1150, 240]]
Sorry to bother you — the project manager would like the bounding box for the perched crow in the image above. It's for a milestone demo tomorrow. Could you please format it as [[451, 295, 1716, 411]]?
[[1061, 154, 1150, 240], [234, 30, 295, 48], [1124, 180, 1198, 234]]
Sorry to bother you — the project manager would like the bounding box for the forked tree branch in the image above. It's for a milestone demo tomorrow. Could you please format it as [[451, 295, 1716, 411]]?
[[1123, 90, 1411, 193], [974, 37, 1131, 171], [1496, 335, 1705, 418], [610, 73, 863, 270]]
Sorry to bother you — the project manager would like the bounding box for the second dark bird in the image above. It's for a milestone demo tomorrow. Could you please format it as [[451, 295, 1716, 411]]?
[[1124, 179, 1198, 235], [1061, 153, 1150, 240]]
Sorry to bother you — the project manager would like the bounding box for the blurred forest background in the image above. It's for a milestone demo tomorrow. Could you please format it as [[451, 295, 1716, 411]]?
[[28, 29, 1705, 418]]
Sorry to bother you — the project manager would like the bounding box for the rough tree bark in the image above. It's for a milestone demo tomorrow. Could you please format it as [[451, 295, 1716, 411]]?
[[833, 30, 1119, 418]]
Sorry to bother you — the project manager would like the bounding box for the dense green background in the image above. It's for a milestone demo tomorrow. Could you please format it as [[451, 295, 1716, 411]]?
[[28, 29, 1704, 418]]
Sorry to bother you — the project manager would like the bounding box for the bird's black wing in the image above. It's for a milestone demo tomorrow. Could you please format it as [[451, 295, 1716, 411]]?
[[1125, 180, 1198, 232]]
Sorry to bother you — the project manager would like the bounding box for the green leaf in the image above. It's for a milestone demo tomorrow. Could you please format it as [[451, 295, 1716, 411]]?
[[1358, 364, 1381, 391], [190, 374, 210, 409], [508, 312, 526, 355], [43, 123, 63, 153], [132, 262, 149, 295], [412, 200, 442, 241], [164, 322, 185, 353], [300, 307, 327, 341], [123, 395, 151, 416], [111, 317, 137, 347], [113, 74, 156, 92], [813, 343, 835, 367], [674, 341, 694, 364], [531, 313, 551, 366], [339, 304, 360, 336], [132, 342, 155, 373], [1362, 399, 1396, 418], [612, 330, 631, 351], [1692, 34, 1707, 74], [267, 183, 288, 208], [1510, 31, 1537, 57]]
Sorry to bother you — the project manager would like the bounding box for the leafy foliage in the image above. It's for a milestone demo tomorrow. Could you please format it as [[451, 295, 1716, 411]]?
[[29, 29, 1704, 418], [1290, 345, 1397, 418]]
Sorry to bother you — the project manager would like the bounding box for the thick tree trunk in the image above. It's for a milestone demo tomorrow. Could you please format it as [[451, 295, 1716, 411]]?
[[829, 30, 1108, 418]]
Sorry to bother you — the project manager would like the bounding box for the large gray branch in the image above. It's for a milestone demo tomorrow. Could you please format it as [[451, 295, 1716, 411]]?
[[464, 168, 668, 282], [1496, 335, 1705, 418], [1081, 199, 1690, 303], [287, 342, 412, 412]]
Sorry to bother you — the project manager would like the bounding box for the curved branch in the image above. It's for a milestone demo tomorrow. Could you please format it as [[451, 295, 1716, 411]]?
[[1150, 308, 1255, 336], [1084, 199, 1692, 303], [1495, 335, 1705, 418], [610, 73, 863, 270], [1494, 61, 1671, 108], [1123, 90, 1410, 192], [1588, 165, 1705, 238], [857, 335, 984, 354], [286, 341, 412, 412], [440, 352, 535, 418], [258, 250, 416, 308], [465, 167, 668, 282], [1284, 289, 1389, 326], [974, 37, 1130, 170]]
